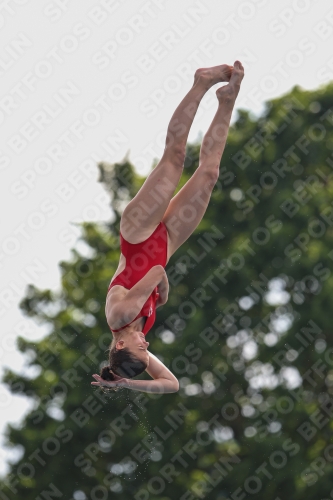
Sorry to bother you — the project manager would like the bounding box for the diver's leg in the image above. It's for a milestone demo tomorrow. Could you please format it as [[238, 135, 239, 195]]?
[[162, 61, 244, 256], [120, 65, 233, 243]]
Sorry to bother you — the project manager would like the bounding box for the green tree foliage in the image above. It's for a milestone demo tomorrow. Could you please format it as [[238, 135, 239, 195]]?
[[1, 83, 333, 500]]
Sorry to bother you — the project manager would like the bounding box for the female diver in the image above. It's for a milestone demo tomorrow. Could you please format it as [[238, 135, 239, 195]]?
[[91, 61, 244, 394]]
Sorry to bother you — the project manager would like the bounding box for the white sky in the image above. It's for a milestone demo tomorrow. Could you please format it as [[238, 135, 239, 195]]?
[[0, 0, 332, 476]]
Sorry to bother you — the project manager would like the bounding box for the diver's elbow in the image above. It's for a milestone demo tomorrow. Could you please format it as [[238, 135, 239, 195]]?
[[171, 379, 179, 393]]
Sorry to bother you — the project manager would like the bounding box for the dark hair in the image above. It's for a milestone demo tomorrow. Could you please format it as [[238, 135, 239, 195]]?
[[100, 345, 147, 380]]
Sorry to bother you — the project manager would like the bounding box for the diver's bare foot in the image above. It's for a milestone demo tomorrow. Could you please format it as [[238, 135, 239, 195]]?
[[216, 60, 244, 103], [194, 64, 233, 90]]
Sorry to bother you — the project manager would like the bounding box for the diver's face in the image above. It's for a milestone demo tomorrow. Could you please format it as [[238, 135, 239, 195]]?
[[127, 331, 150, 365], [132, 332, 149, 363]]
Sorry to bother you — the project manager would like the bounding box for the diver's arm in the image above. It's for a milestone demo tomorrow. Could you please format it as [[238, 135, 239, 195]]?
[[106, 265, 165, 329], [125, 352, 178, 393], [91, 352, 179, 393], [155, 271, 169, 308]]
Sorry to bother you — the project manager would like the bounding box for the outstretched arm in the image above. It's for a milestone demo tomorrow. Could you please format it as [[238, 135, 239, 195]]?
[[91, 352, 179, 394]]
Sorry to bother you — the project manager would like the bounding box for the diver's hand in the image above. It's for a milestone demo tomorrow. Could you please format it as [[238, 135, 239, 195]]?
[[156, 270, 169, 306], [91, 373, 127, 389]]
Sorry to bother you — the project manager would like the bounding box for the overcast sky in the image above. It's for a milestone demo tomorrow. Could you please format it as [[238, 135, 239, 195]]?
[[1, 0, 332, 476]]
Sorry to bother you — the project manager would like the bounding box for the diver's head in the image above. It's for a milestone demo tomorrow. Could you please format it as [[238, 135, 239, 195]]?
[[101, 330, 149, 381]]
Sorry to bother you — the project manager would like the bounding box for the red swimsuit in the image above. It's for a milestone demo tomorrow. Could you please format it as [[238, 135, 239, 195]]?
[[108, 222, 168, 335]]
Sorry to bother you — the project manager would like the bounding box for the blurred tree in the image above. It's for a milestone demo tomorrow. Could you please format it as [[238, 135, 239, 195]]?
[[1, 83, 333, 500]]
